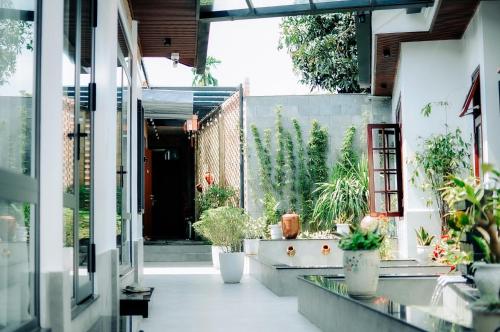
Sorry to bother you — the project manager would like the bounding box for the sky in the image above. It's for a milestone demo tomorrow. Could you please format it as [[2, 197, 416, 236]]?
[[144, 18, 320, 96]]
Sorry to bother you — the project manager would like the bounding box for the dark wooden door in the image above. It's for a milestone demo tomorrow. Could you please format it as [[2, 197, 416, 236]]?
[[143, 148, 153, 239]]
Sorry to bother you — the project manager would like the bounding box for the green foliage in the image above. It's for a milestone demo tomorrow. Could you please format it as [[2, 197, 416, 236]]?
[[196, 184, 237, 216], [192, 56, 221, 87], [193, 207, 248, 252], [244, 217, 267, 239], [274, 107, 286, 199], [442, 165, 500, 263], [251, 124, 273, 193], [410, 127, 471, 229], [262, 192, 280, 238], [292, 119, 312, 222], [279, 13, 361, 93], [0, 0, 33, 86], [307, 121, 329, 189], [339, 227, 385, 251], [415, 226, 435, 246], [313, 127, 368, 228], [284, 130, 297, 211]]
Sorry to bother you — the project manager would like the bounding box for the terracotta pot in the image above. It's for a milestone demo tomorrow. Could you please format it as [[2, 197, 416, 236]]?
[[281, 213, 300, 239]]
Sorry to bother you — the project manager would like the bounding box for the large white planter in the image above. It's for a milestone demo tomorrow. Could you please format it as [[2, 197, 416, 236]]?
[[416, 245, 433, 264], [269, 223, 283, 240], [211, 245, 224, 269], [243, 239, 259, 255], [474, 263, 500, 301], [219, 252, 245, 284], [471, 306, 500, 332], [343, 249, 380, 298]]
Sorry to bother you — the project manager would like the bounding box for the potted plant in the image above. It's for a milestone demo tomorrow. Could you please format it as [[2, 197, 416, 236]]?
[[243, 217, 266, 255], [415, 226, 435, 264], [269, 222, 283, 240], [443, 164, 500, 301], [193, 206, 247, 283], [196, 183, 236, 268], [339, 227, 384, 298]]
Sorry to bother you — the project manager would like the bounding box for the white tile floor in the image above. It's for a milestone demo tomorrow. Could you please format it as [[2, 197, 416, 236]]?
[[138, 262, 320, 332]]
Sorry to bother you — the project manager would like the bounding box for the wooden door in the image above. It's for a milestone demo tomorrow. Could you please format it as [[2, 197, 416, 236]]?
[[143, 148, 153, 239]]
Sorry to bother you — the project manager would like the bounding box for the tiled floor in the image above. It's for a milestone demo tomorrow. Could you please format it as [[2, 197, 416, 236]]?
[[138, 262, 320, 332]]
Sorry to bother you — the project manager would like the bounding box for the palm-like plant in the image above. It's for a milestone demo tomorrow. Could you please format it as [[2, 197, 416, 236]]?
[[192, 56, 221, 87]]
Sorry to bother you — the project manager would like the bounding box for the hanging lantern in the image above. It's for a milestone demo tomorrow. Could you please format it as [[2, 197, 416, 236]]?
[[204, 171, 214, 185]]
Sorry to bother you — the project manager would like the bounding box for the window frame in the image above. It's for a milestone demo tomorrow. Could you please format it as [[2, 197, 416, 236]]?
[[367, 123, 404, 217]]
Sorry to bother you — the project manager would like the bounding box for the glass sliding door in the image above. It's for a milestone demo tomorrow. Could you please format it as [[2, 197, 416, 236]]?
[[0, 0, 39, 330], [117, 18, 132, 271], [62, 0, 96, 304]]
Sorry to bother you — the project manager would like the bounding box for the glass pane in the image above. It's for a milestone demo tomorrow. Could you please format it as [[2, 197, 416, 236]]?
[[0, 1, 36, 176], [63, 208, 75, 299], [200, 0, 248, 11], [372, 151, 385, 169], [374, 193, 386, 213], [388, 193, 399, 213], [385, 129, 396, 148], [371, 129, 384, 148], [387, 172, 398, 191], [0, 199, 35, 328], [253, 0, 308, 7], [373, 171, 386, 191]]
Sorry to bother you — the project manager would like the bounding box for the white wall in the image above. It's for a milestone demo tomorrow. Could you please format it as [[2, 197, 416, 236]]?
[[391, 1, 500, 257]]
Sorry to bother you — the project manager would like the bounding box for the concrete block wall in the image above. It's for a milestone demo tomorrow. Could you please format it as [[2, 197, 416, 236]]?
[[244, 94, 392, 219]]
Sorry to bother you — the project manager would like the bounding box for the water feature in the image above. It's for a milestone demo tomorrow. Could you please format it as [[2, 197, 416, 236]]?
[[430, 275, 467, 306]]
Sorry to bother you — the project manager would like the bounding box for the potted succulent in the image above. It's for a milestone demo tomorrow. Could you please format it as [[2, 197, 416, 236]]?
[[443, 164, 500, 300], [415, 226, 435, 264], [243, 217, 266, 255], [193, 206, 247, 283], [339, 227, 384, 298]]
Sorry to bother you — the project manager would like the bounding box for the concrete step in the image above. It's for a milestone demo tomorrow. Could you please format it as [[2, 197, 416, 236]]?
[[144, 244, 212, 262]]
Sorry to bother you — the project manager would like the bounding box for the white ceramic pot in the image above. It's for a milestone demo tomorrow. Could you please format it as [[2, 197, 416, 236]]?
[[219, 252, 245, 284], [269, 223, 283, 240], [336, 223, 350, 236], [343, 249, 380, 298], [211, 245, 224, 269], [416, 245, 433, 264], [243, 239, 259, 255], [471, 306, 500, 332], [474, 263, 500, 301]]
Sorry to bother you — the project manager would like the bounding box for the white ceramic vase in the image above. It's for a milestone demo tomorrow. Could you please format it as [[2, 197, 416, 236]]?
[[211, 245, 224, 269], [336, 223, 350, 236], [474, 263, 500, 301], [219, 252, 245, 284], [243, 239, 259, 255], [343, 249, 380, 298], [416, 245, 433, 264], [269, 223, 283, 240]]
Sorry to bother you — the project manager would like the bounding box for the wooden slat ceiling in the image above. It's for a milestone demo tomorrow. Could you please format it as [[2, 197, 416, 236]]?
[[374, 0, 480, 96], [129, 0, 198, 67]]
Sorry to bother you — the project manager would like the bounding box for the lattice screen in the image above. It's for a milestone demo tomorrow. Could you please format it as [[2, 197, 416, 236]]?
[[195, 91, 241, 206]]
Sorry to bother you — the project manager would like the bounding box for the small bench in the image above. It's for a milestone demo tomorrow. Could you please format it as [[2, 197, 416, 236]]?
[[120, 287, 154, 318]]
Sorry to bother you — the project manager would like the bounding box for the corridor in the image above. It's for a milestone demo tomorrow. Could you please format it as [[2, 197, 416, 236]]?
[[138, 262, 320, 332]]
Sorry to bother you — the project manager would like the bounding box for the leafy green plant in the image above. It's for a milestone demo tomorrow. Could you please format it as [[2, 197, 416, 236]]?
[[192, 56, 221, 87], [415, 226, 435, 246], [338, 227, 385, 251], [251, 124, 273, 193], [274, 107, 286, 200], [442, 164, 500, 263], [292, 118, 312, 223], [307, 120, 329, 190], [278, 13, 361, 93], [312, 127, 368, 228], [197, 184, 237, 216], [244, 217, 267, 239], [193, 207, 248, 252], [284, 131, 297, 211], [410, 127, 471, 231]]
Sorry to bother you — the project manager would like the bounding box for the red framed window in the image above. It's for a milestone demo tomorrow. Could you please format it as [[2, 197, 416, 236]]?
[[367, 124, 403, 217], [460, 68, 482, 179]]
